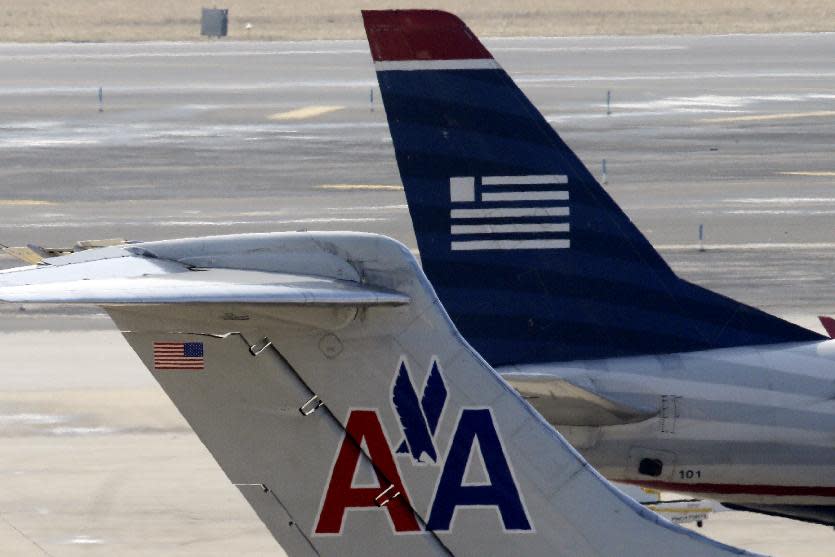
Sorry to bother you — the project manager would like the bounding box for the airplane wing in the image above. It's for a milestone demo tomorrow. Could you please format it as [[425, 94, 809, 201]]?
[[0, 264, 409, 305], [0, 236, 408, 306], [0, 229, 759, 557], [504, 373, 656, 426]]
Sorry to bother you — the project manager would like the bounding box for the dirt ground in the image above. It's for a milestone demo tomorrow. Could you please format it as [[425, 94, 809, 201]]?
[[0, 0, 833, 42]]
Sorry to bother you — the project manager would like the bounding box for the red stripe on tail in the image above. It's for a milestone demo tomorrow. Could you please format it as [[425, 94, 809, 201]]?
[[362, 10, 492, 62]]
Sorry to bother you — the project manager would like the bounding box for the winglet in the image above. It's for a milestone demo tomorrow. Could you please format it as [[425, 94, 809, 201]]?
[[819, 316, 835, 338], [362, 9, 492, 62]]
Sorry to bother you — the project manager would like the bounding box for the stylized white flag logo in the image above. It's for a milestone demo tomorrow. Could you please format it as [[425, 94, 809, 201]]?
[[449, 175, 570, 251]]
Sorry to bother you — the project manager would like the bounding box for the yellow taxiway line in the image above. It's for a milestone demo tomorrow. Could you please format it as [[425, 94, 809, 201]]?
[[647, 506, 713, 514], [778, 171, 835, 177], [317, 184, 403, 191], [268, 105, 344, 121], [698, 110, 835, 124], [0, 199, 54, 206]]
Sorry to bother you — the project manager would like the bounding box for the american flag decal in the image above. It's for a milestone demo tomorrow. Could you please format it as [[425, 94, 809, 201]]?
[[449, 175, 570, 251], [153, 342, 205, 370]]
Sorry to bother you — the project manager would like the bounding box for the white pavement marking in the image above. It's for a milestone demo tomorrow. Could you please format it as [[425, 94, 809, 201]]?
[[655, 242, 835, 251], [317, 184, 403, 191], [698, 111, 835, 123]]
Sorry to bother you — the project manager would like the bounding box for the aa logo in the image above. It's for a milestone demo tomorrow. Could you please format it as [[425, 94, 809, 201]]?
[[314, 358, 531, 535]]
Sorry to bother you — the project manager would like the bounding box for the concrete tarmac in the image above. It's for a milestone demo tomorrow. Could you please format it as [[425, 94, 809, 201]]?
[[0, 34, 833, 556]]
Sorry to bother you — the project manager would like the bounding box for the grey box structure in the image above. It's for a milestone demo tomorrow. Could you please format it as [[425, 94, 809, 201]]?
[[201, 8, 229, 38]]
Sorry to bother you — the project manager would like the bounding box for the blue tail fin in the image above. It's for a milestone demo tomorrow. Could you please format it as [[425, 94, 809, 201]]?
[[363, 10, 823, 365]]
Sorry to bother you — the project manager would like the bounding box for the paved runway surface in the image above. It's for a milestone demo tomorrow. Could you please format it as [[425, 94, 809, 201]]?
[[0, 34, 833, 556]]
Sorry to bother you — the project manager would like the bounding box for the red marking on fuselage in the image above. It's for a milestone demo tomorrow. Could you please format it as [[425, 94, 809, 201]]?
[[819, 316, 835, 338], [618, 479, 835, 498], [315, 410, 421, 535]]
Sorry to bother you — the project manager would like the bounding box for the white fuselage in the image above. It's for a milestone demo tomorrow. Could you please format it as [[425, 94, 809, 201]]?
[[500, 340, 835, 506]]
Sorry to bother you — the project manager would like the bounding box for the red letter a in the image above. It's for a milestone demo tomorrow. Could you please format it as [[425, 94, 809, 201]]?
[[315, 410, 420, 534]]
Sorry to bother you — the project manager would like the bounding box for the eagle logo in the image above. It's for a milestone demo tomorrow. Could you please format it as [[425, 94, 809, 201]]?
[[392, 359, 448, 463]]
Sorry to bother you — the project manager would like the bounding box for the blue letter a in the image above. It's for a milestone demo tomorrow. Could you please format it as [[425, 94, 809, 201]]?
[[427, 408, 531, 531]]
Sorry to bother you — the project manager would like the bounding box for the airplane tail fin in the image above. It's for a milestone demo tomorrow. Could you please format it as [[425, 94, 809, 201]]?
[[0, 232, 757, 556], [364, 9, 823, 365]]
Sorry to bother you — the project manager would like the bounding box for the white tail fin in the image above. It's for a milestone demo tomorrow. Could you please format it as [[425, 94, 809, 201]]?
[[0, 232, 758, 556]]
